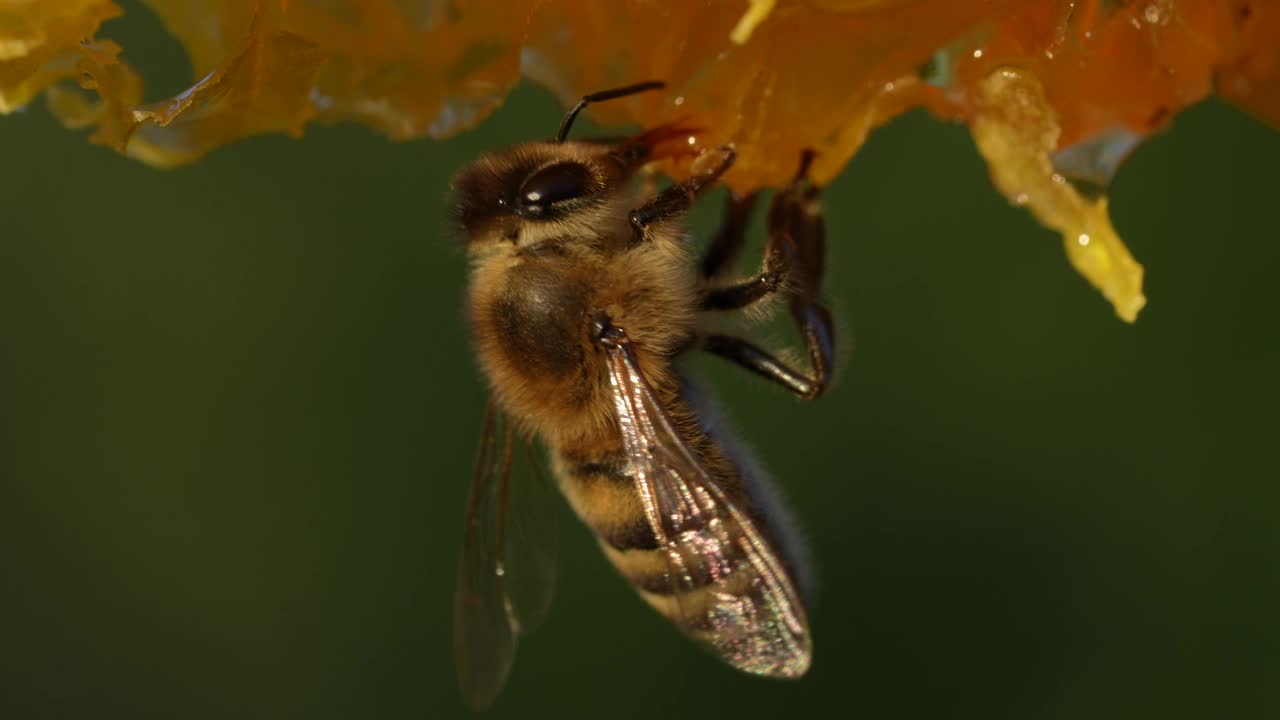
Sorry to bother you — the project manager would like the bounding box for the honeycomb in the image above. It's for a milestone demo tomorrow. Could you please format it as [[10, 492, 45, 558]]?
[[3, 1, 1277, 320]]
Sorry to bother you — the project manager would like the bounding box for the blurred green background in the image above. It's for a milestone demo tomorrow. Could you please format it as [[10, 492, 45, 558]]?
[[3, 5, 1278, 719]]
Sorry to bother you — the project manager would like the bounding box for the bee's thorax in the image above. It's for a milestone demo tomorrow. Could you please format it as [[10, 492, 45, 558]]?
[[467, 234, 698, 445]]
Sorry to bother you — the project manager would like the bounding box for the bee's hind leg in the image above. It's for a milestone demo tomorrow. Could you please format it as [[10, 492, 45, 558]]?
[[700, 333, 829, 400], [699, 282, 834, 401]]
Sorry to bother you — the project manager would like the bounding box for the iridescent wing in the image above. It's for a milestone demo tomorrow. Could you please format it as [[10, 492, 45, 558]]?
[[601, 332, 812, 678], [453, 399, 559, 710]]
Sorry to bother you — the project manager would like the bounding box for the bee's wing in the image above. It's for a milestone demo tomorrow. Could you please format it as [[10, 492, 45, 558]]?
[[504, 434, 559, 633], [453, 399, 559, 710], [603, 340, 812, 678]]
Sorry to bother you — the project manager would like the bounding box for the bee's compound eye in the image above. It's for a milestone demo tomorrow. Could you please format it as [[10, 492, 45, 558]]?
[[518, 162, 592, 211]]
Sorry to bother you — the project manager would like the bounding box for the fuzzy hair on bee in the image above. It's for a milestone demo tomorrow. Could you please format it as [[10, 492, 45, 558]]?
[[455, 140, 699, 444], [450, 81, 838, 711]]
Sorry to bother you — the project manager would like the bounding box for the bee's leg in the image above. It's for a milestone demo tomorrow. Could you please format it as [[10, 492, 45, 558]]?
[[700, 332, 831, 400], [699, 228, 786, 311], [699, 191, 759, 279], [787, 300, 836, 399], [701, 150, 835, 399], [699, 268, 785, 311], [629, 147, 736, 244], [700, 150, 822, 313], [768, 149, 825, 307]]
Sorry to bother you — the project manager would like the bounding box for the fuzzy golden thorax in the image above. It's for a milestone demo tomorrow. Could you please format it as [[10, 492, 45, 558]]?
[[453, 140, 698, 448]]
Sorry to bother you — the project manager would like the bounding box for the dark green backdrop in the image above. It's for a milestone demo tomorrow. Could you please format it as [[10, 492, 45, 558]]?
[[3, 7, 1278, 719]]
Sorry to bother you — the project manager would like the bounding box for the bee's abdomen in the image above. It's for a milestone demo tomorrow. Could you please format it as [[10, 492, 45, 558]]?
[[558, 457, 660, 553], [556, 455, 749, 613]]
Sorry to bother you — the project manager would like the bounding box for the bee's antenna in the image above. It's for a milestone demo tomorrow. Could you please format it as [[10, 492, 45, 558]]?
[[556, 81, 666, 143]]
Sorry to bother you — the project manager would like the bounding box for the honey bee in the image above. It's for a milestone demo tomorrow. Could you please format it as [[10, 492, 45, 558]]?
[[451, 81, 834, 709]]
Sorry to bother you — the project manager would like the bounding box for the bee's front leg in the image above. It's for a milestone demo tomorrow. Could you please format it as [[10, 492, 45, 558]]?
[[628, 146, 736, 244]]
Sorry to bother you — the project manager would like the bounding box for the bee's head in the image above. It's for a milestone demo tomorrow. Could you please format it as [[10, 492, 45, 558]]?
[[450, 141, 633, 246], [450, 81, 669, 249]]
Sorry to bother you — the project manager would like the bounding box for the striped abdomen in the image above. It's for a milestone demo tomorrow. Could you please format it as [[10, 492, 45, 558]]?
[[551, 424, 810, 666]]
